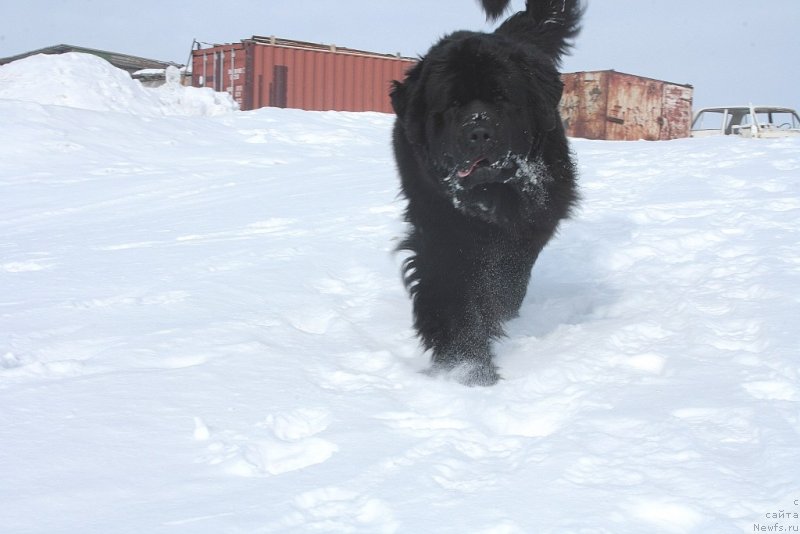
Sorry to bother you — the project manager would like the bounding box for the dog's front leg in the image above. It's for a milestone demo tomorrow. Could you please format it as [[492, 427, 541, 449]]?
[[405, 237, 503, 386]]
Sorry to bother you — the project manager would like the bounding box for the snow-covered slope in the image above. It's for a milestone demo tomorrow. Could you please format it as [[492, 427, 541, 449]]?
[[0, 52, 238, 116], [1, 53, 798, 533]]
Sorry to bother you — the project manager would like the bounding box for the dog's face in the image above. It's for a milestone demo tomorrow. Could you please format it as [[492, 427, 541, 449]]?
[[392, 32, 564, 225]]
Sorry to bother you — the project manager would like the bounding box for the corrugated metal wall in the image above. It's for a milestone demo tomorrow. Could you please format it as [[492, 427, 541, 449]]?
[[560, 71, 608, 140], [192, 43, 248, 104], [560, 71, 693, 140], [660, 83, 694, 140], [191, 44, 692, 141], [192, 38, 415, 113]]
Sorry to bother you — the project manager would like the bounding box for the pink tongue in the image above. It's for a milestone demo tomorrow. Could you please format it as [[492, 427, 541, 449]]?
[[457, 159, 484, 178]]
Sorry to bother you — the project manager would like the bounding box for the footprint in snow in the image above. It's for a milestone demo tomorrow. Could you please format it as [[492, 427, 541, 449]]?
[[287, 269, 382, 336], [196, 408, 337, 477], [67, 290, 191, 311], [630, 499, 705, 532], [370, 410, 530, 495], [743, 380, 799, 402], [672, 407, 760, 445], [276, 487, 398, 533], [2, 260, 52, 272], [310, 350, 403, 392]]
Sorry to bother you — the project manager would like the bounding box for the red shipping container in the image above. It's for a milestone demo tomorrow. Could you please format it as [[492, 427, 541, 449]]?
[[192, 42, 693, 141], [192, 36, 416, 113]]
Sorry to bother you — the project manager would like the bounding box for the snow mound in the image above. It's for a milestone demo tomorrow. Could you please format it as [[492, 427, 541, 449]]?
[[0, 52, 238, 116]]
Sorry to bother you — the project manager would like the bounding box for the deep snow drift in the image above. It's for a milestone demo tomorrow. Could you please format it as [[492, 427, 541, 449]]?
[[0, 52, 238, 116], [1, 53, 799, 533]]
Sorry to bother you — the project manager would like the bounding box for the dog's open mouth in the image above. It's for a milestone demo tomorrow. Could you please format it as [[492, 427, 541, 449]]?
[[444, 153, 551, 221], [456, 157, 488, 178], [454, 156, 516, 188]]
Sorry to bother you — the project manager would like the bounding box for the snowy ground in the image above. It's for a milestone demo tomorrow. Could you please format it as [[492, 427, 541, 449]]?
[[1, 53, 799, 533]]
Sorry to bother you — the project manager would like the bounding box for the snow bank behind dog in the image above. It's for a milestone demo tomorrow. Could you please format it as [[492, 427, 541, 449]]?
[[0, 52, 237, 116]]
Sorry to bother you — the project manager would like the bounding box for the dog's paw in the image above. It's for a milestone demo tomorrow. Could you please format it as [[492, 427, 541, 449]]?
[[451, 361, 502, 387], [423, 360, 502, 387]]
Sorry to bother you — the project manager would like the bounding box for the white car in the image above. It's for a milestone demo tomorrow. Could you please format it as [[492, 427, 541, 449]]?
[[691, 105, 800, 138]]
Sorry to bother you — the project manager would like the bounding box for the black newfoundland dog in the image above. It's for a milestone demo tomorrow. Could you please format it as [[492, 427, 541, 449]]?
[[390, 0, 583, 385]]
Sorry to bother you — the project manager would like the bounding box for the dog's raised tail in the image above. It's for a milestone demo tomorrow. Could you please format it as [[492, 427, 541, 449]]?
[[479, 0, 513, 20], [483, 0, 583, 66]]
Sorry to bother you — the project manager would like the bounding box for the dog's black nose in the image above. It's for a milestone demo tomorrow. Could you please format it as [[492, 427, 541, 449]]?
[[468, 126, 492, 145], [463, 124, 495, 153]]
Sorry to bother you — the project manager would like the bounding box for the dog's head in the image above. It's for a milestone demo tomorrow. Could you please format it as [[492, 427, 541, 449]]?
[[391, 32, 565, 224]]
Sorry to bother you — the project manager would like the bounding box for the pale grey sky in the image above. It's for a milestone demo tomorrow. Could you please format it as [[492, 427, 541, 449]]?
[[2, 0, 798, 110]]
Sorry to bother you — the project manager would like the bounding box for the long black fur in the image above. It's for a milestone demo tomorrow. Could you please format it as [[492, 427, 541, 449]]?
[[390, 0, 583, 385]]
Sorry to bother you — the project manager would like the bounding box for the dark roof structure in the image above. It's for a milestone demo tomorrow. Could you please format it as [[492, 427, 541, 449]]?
[[0, 44, 181, 74]]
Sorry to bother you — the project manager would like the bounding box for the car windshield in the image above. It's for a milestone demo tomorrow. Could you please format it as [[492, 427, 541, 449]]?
[[692, 107, 800, 134], [742, 109, 800, 129]]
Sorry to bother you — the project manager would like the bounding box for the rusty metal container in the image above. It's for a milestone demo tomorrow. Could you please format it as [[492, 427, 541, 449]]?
[[560, 70, 693, 140], [192, 36, 416, 113]]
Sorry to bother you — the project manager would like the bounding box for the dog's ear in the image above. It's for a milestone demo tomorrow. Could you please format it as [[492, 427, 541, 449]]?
[[390, 80, 408, 118], [391, 61, 424, 119]]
